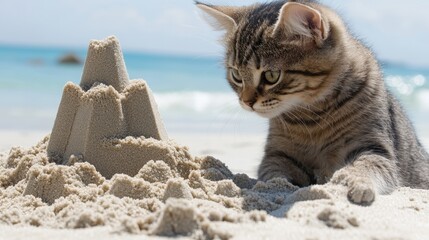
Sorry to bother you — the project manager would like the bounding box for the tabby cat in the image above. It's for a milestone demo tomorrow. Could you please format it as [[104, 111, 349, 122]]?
[[197, 0, 429, 204]]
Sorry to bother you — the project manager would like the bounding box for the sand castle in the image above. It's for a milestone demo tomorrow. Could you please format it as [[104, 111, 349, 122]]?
[[47, 36, 169, 178]]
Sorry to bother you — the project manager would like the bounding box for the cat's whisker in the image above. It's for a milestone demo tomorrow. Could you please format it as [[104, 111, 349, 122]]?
[[277, 115, 291, 134], [293, 106, 326, 131], [296, 104, 336, 132], [285, 108, 314, 143]]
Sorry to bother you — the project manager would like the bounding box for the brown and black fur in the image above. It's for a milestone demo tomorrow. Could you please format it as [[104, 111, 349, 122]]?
[[197, 0, 429, 204]]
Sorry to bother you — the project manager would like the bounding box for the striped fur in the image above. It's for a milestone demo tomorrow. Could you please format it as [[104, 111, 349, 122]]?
[[198, 0, 429, 204]]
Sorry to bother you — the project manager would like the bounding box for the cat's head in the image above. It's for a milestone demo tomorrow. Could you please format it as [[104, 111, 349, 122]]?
[[197, 0, 346, 118]]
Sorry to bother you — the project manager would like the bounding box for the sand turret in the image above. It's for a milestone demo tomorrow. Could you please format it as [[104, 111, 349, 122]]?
[[80, 37, 129, 91], [47, 36, 169, 178]]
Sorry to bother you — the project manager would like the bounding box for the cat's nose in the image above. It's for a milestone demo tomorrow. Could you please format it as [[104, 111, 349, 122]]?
[[243, 99, 256, 108]]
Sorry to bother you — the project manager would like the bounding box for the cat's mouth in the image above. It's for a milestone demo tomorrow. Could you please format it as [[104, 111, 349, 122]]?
[[241, 97, 299, 119], [254, 107, 282, 118], [250, 98, 283, 118]]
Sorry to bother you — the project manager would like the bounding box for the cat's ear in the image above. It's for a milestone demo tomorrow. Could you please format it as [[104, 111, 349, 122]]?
[[196, 2, 241, 34], [273, 2, 328, 46]]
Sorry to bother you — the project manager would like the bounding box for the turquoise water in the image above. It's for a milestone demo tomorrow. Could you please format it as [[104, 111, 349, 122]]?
[[0, 45, 229, 92], [0, 45, 428, 135]]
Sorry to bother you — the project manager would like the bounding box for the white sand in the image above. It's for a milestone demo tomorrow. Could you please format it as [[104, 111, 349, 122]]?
[[0, 130, 48, 152], [0, 136, 428, 239]]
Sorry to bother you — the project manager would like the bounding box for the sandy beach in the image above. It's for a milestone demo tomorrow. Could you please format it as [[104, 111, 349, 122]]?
[[1, 36, 429, 240], [1, 134, 429, 240]]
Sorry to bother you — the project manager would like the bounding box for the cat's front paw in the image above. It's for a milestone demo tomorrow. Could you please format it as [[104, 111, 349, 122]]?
[[347, 179, 375, 204], [258, 171, 289, 182], [331, 171, 375, 204]]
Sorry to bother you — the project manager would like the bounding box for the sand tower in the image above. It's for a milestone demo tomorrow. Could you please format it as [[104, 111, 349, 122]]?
[[47, 36, 169, 178]]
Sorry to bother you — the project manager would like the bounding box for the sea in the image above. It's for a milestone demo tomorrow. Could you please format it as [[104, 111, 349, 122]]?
[[0, 45, 428, 139]]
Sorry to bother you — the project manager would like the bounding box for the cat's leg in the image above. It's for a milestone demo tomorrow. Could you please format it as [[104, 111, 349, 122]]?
[[258, 152, 313, 187], [331, 153, 400, 204]]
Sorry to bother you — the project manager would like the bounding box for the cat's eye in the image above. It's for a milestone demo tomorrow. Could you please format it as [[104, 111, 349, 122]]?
[[263, 70, 281, 84], [230, 68, 243, 85]]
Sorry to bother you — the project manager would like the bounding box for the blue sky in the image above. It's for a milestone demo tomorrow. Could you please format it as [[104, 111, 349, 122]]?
[[0, 0, 428, 67]]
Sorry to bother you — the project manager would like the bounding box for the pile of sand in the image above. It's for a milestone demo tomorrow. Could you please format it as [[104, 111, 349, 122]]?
[[0, 138, 264, 235], [0, 135, 274, 237], [1, 136, 428, 239]]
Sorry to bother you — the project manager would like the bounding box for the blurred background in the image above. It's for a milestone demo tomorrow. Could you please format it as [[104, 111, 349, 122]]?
[[0, 0, 428, 175]]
